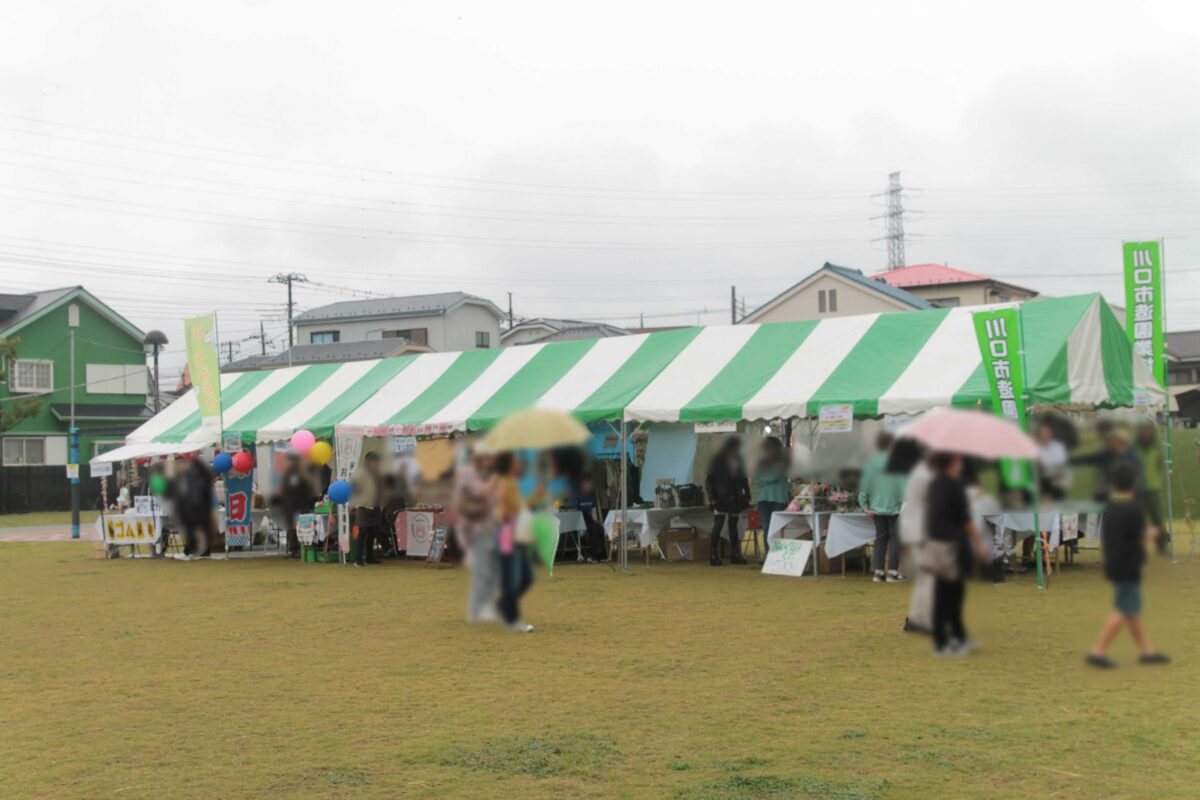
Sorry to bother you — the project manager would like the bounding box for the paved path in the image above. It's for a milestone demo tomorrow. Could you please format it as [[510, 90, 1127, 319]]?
[[0, 524, 100, 542]]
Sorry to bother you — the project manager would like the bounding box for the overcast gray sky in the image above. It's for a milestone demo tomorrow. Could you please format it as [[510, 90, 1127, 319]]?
[[3, 1, 1199, 380]]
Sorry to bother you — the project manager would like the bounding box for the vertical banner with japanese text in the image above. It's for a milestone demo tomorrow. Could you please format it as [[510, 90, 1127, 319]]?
[[225, 443, 255, 548], [183, 313, 223, 436], [973, 308, 1032, 488], [1123, 241, 1166, 388]]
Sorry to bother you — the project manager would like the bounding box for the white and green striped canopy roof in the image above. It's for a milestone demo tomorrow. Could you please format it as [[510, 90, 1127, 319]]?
[[99, 293, 1159, 461]]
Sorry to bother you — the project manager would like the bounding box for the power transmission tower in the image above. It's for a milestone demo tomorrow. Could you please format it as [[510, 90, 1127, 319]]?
[[882, 171, 906, 270], [269, 272, 309, 348]]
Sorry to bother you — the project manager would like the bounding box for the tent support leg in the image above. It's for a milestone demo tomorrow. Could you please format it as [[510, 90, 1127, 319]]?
[[619, 417, 629, 573]]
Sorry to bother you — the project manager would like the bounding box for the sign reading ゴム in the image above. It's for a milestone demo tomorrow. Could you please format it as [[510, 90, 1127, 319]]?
[[97, 514, 161, 545]]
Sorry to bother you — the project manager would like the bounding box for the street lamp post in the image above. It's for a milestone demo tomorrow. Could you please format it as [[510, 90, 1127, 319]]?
[[68, 304, 79, 539], [143, 330, 169, 414]]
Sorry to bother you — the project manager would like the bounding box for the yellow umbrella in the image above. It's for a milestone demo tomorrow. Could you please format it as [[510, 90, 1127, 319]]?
[[480, 408, 590, 453]]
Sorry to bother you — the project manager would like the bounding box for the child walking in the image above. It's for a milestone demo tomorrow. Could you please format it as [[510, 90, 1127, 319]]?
[[1086, 462, 1170, 668]]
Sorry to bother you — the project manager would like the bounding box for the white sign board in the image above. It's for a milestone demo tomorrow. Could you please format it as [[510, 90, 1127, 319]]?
[[335, 433, 363, 555], [296, 513, 320, 546], [223, 432, 243, 453], [761, 538, 814, 577], [817, 404, 853, 434], [65, 464, 79, 480], [405, 511, 435, 558], [694, 421, 738, 434], [389, 435, 417, 455], [97, 513, 161, 545], [90, 461, 113, 478]]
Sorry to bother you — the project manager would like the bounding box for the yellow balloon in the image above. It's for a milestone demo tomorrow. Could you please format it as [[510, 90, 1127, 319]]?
[[309, 440, 333, 466]]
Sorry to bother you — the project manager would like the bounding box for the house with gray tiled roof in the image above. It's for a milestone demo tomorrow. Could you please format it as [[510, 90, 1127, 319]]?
[[740, 263, 932, 324], [294, 291, 505, 352]]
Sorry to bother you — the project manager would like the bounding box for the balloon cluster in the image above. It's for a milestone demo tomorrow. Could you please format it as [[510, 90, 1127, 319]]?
[[211, 450, 254, 474], [291, 429, 332, 466]]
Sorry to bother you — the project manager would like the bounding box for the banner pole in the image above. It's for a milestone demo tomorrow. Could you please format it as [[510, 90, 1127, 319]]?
[[1159, 238, 1176, 562], [1015, 305, 1045, 589]]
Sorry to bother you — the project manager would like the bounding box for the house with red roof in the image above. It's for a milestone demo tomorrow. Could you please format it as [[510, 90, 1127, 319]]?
[[871, 263, 1037, 308]]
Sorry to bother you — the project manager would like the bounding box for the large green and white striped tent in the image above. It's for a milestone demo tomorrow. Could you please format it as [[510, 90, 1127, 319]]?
[[94, 293, 1160, 463]]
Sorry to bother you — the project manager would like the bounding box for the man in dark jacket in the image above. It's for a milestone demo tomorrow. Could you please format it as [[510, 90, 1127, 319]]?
[[274, 455, 314, 557], [705, 437, 751, 566]]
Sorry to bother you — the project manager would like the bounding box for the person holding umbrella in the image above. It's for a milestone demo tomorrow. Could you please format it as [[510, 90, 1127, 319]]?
[[924, 452, 991, 657]]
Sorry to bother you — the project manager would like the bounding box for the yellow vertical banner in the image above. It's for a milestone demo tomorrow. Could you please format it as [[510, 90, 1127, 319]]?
[[184, 314, 222, 427]]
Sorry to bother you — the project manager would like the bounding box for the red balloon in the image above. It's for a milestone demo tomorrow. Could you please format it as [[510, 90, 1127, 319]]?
[[231, 451, 255, 474]]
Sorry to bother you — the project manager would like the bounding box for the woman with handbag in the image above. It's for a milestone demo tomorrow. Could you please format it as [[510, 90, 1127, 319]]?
[[923, 453, 990, 657]]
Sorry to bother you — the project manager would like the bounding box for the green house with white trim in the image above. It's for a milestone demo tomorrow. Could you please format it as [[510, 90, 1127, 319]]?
[[1, 286, 150, 471]]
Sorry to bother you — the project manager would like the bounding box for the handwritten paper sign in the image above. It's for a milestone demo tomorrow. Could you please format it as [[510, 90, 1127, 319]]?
[[761, 538, 814, 577], [818, 404, 853, 434]]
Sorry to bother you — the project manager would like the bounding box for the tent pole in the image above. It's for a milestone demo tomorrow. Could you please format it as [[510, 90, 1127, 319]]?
[[619, 415, 629, 573], [1159, 237, 1176, 562]]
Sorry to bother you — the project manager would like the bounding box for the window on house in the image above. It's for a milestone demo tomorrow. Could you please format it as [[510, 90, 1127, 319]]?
[[818, 289, 837, 314], [818, 290, 827, 313], [85, 364, 148, 395], [10, 359, 53, 393], [828, 289, 838, 312], [3, 437, 46, 466], [930, 297, 961, 308], [93, 441, 124, 458], [475, 331, 491, 349], [382, 328, 428, 346], [309, 331, 340, 344]]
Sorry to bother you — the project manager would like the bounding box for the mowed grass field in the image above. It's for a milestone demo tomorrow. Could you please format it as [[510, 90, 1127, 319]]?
[[1, 544, 1198, 799]]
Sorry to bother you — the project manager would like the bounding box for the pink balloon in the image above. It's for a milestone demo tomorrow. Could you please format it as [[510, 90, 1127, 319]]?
[[290, 429, 315, 454]]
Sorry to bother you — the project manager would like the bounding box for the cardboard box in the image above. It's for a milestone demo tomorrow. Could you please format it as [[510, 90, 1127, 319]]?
[[660, 529, 698, 561]]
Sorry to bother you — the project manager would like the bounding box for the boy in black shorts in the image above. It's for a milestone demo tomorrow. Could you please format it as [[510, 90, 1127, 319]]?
[[1086, 462, 1169, 668]]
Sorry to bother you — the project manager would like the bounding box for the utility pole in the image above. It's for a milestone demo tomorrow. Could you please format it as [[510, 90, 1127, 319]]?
[[259, 321, 266, 355], [507, 292, 514, 329], [730, 286, 737, 324], [269, 272, 308, 348]]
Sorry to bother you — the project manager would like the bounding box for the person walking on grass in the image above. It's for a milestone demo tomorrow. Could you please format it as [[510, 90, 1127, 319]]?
[[859, 432, 907, 583], [1086, 462, 1170, 669], [494, 452, 535, 633], [925, 453, 990, 657]]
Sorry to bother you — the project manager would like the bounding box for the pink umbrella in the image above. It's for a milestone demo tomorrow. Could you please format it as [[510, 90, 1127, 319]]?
[[897, 407, 1039, 461]]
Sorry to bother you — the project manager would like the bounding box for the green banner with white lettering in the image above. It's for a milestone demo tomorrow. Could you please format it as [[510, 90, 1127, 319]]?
[[1123, 241, 1166, 388], [973, 307, 1031, 488]]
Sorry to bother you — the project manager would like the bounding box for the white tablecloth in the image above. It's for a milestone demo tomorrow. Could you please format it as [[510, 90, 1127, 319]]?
[[603, 507, 722, 547], [823, 513, 876, 559], [984, 508, 1101, 548], [556, 510, 586, 534]]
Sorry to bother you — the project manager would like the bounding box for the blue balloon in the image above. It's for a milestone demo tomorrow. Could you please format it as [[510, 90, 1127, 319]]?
[[212, 452, 233, 474], [328, 479, 353, 505]]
